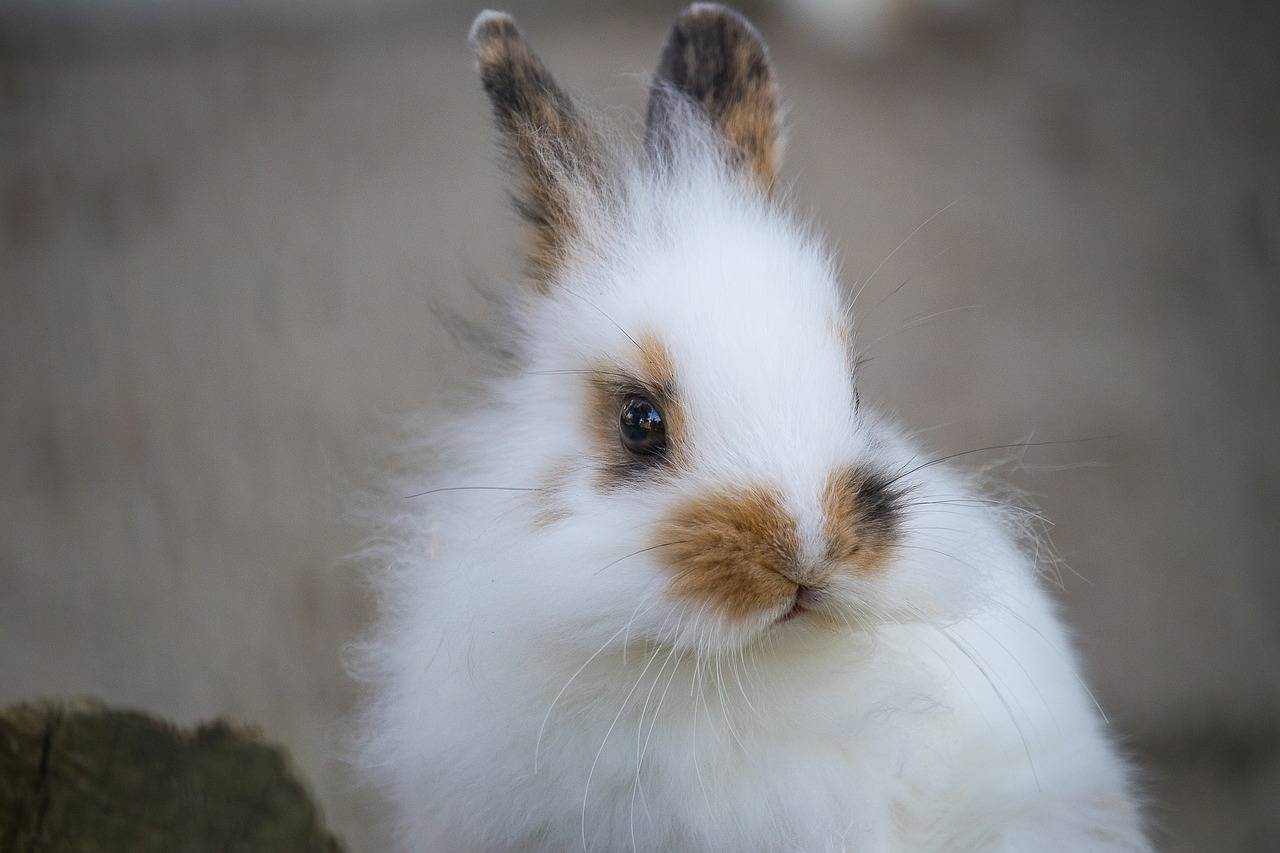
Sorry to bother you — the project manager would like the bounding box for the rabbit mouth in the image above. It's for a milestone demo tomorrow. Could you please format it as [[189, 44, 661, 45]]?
[[775, 585, 822, 624], [776, 599, 806, 623]]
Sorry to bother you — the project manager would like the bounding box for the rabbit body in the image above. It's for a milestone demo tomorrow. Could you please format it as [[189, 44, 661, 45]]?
[[356, 6, 1150, 851]]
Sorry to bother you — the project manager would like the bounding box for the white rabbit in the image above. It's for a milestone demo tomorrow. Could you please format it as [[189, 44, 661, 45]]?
[[354, 5, 1150, 851]]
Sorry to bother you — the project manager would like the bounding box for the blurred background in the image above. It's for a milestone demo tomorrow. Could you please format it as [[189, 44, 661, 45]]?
[[2, 0, 1277, 850]]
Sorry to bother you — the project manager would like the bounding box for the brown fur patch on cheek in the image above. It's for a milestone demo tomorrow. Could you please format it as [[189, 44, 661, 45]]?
[[823, 466, 902, 573], [658, 487, 799, 620], [585, 333, 687, 490]]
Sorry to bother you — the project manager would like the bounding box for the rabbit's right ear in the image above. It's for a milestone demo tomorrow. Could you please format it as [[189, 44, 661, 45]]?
[[645, 4, 781, 194], [470, 11, 606, 288]]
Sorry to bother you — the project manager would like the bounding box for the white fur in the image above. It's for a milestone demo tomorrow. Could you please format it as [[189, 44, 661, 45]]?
[[354, 94, 1149, 853]]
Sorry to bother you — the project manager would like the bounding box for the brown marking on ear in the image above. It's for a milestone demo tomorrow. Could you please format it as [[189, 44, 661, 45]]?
[[531, 461, 575, 528], [469, 11, 607, 288], [658, 486, 799, 620], [823, 466, 902, 573], [584, 332, 687, 490], [646, 4, 781, 193]]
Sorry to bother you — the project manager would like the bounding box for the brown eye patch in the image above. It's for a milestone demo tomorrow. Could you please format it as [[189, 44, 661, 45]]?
[[585, 333, 686, 489]]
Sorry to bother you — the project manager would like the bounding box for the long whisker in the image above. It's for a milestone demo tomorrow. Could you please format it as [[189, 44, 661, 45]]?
[[529, 368, 640, 382], [729, 642, 762, 723], [936, 626, 1042, 791], [535, 621, 630, 774], [851, 199, 958, 307], [630, 627, 684, 847], [559, 285, 644, 355], [404, 485, 544, 499], [582, 638, 666, 853], [712, 644, 747, 753], [595, 541, 688, 575], [972, 592, 1112, 726], [854, 304, 979, 358], [901, 496, 1053, 524], [689, 618, 716, 819], [859, 244, 956, 323], [621, 587, 665, 665], [636, 644, 687, 827], [885, 436, 1115, 488]]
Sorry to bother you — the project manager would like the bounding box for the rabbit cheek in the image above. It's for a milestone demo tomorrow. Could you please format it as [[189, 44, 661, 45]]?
[[657, 487, 800, 620], [822, 466, 903, 574]]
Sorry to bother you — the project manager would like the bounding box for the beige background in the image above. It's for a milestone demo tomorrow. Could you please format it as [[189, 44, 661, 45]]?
[[2, 1, 1278, 850]]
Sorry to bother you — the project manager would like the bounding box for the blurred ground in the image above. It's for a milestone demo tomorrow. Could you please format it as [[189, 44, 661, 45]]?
[[2, 1, 1278, 850]]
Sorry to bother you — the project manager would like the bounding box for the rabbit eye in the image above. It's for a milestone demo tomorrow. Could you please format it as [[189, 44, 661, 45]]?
[[620, 396, 667, 456]]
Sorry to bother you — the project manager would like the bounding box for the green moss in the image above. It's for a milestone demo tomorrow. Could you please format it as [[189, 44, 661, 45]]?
[[0, 698, 344, 853]]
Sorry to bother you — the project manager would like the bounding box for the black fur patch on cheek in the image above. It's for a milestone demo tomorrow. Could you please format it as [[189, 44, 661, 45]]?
[[854, 469, 904, 532], [823, 465, 905, 570]]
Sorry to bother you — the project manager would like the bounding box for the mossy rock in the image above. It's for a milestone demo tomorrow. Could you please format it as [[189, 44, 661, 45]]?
[[0, 698, 344, 853]]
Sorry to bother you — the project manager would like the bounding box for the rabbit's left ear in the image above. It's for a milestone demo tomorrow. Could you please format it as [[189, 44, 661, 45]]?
[[645, 4, 781, 194], [470, 11, 607, 288]]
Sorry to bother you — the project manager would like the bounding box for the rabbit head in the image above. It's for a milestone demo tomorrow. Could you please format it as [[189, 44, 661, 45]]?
[[449, 5, 997, 659]]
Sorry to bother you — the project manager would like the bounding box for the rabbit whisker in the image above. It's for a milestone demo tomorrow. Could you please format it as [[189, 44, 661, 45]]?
[[858, 244, 955, 324], [851, 199, 958, 308], [559, 284, 645, 356], [935, 625, 1042, 791], [404, 485, 544, 499], [885, 436, 1116, 488], [535, 620, 630, 774], [595, 541, 688, 576], [582, 635, 668, 853]]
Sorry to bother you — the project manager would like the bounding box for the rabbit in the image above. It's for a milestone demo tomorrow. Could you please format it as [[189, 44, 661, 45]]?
[[354, 5, 1151, 851]]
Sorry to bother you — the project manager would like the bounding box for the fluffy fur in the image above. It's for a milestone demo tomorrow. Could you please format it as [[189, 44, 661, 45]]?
[[354, 6, 1150, 851]]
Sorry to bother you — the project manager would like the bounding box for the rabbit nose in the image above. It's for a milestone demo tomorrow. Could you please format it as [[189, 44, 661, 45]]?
[[777, 556, 832, 589]]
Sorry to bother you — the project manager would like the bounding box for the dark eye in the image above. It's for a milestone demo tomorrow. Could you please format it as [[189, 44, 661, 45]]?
[[619, 396, 667, 456]]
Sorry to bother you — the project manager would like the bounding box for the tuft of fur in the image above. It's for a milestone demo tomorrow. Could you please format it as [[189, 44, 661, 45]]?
[[354, 6, 1150, 852]]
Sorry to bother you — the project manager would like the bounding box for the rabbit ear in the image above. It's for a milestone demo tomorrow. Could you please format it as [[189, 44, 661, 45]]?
[[470, 11, 607, 287], [645, 4, 781, 193]]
